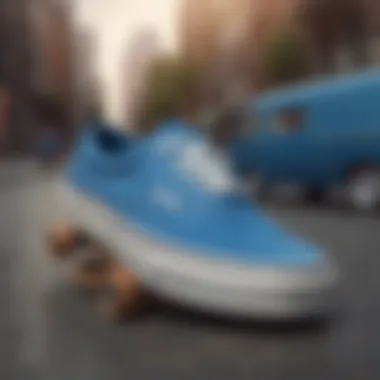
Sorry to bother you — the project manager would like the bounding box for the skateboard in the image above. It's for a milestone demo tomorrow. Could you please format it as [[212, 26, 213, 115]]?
[[46, 221, 144, 322]]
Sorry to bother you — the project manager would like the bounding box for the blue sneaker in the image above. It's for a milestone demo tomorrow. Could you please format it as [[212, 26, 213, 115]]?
[[61, 120, 338, 319]]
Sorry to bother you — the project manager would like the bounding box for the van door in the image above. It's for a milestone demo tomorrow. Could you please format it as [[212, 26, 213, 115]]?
[[252, 106, 311, 182]]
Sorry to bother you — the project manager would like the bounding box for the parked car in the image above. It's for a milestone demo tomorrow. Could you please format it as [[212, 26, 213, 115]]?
[[231, 69, 380, 212]]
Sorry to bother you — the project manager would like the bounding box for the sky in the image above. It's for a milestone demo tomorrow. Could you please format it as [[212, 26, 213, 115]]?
[[73, 0, 181, 126]]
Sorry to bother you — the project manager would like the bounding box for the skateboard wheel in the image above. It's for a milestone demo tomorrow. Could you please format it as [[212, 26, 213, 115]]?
[[46, 222, 90, 259], [74, 256, 111, 288], [106, 266, 142, 322]]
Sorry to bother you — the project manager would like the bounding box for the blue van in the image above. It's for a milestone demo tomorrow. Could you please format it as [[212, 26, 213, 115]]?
[[232, 69, 380, 211]]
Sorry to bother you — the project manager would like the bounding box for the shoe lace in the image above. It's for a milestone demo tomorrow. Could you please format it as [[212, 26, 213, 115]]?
[[178, 141, 238, 193]]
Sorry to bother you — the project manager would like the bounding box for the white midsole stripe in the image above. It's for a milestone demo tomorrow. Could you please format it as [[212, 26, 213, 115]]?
[[49, 179, 340, 317], [54, 180, 337, 295]]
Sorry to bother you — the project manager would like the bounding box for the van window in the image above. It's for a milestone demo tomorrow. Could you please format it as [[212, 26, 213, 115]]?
[[275, 108, 305, 133]]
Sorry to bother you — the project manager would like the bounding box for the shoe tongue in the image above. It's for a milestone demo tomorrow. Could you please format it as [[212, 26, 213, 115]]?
[[153, 119, 247, 194]]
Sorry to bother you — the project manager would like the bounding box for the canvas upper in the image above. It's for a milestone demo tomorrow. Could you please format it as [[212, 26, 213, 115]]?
[[67, 120, 324, 269]]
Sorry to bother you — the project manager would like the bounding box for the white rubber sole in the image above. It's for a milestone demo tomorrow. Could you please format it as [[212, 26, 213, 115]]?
[[56, 181, 339, 319]]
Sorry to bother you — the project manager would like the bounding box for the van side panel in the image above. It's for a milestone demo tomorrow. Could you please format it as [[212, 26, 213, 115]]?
[[309, 80, 380, 186], [234, 71, 380, 188]]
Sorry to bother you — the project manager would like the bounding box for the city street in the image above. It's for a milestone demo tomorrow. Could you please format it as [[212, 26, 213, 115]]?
[[2, 160, 380, 380]]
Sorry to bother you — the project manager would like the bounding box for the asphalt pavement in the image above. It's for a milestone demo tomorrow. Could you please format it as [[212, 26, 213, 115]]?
[[2, 160, 380, 380]]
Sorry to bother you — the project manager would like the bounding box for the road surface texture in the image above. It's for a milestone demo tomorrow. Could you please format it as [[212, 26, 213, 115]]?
[[2, 160, 380, 380]]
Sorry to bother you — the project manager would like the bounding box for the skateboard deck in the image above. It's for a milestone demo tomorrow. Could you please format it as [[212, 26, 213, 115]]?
[[46, 221, 144, 322]]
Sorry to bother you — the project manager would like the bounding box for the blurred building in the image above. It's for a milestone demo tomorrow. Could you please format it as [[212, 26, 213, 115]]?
[[299, 0, 380, 74], [179, 0, 227, 104], [29, 0, 78, 148], [0, 0, 77, 155], [180, 0, 258, 106], [122, 29, 161, 128], [32, 0, 74, 118], [180, 0, 380, 98], [0, 0, 36, 155], [71, 26, 99, 124], [180, 0, 221, 66]]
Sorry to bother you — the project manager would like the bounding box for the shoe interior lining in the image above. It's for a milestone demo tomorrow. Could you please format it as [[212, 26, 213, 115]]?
[[96, 128, 129, 154]]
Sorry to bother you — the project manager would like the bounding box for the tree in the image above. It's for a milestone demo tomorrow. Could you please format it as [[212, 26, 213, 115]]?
[[264, 25, 310, 87], [136, 55, 203, 133]]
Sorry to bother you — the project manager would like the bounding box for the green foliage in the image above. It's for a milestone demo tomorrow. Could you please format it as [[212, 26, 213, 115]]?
[[264, 26, 310, 87], [137, 55, 202, 133]]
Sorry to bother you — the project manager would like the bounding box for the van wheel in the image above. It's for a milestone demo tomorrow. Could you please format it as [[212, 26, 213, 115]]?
[[255, 182, 273, 202], [346, 167, 380, 213], [304, 188, 325, 205]]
